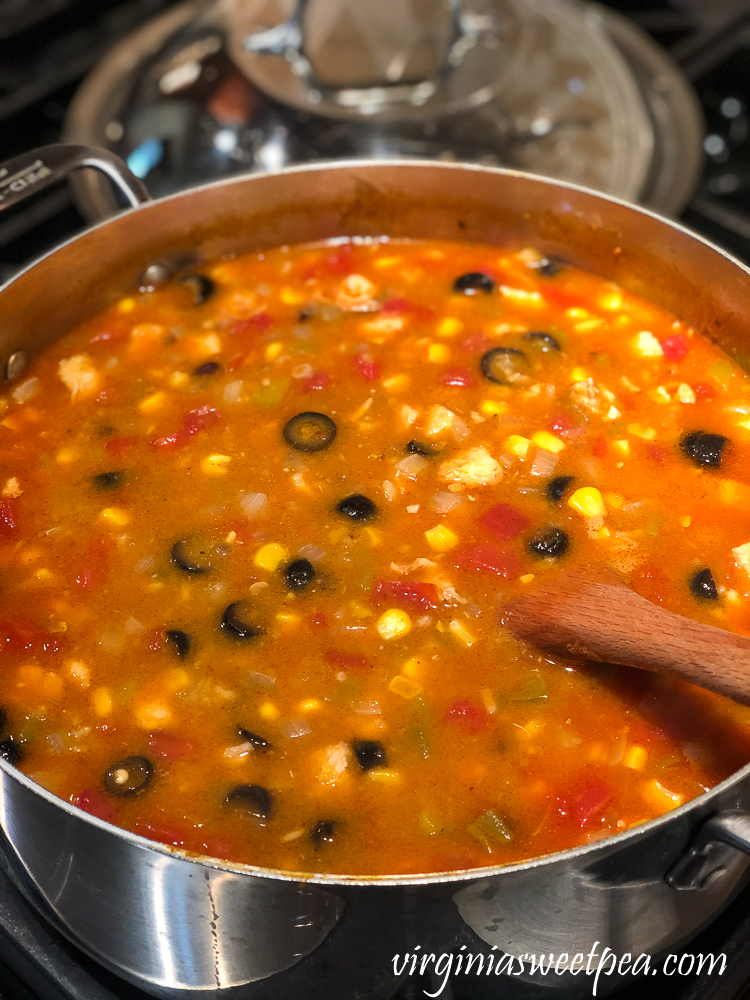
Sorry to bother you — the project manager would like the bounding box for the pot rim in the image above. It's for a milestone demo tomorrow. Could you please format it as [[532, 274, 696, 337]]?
[[3, 156, 750, 889]]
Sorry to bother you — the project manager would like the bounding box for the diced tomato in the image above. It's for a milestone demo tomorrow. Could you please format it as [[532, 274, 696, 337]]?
[[591, 436, 607, 459], [200, 835, 234, 860], [325, 648, 369, 670], [151, 430, 190, 451], [0, 619, 60, 654], [147, 628, 164, 652], [353, 353, 382, 380], [381, 297, 411, 313], [89, 329, 127, 346], [75, 788, 115, 823], [0, 499, 18, 539], [75, 536, 109, 590], [549, 409, 583, 438], [104, 435, 137, 456], [311, 613, 329, 629], [661, 334, 688, 362], [573, 777, 613, 826], [694, 382, 715, 401], [323, 245, 354, 274], [225, 353, 247, 372], [443, 699, 486, 733], [183, 405, 221, 435], [541, 285, 584, 310], [632, 563, 671, 605], [134, 821, 186, 848], [440, 367, 475, 388], [647, 444, 667, 463], [148, 731, 194, 759], [230, 313, 273, 336], [452, 543, 521, 578], [479, 503, 530, 540], [460, 332, 491, 353], [302, 371, 331, 392], [373, 580, 439, 611]]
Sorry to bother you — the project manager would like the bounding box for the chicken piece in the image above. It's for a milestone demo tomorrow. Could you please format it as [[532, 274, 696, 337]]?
[[336, 273, 379, 312], [58, 354, 99, 400], [569, 377, 615, 416], [438, 446, 502, 488]]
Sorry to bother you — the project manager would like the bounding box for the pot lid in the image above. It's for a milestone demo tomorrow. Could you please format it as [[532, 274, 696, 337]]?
[[63, 0, 704, 222]]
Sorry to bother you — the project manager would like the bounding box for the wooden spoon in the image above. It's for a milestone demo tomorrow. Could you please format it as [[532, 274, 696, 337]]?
[[501, 562, 750, 706]]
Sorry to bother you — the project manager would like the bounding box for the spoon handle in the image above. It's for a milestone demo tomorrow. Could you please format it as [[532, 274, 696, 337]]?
[[502, 563, 750, 706]]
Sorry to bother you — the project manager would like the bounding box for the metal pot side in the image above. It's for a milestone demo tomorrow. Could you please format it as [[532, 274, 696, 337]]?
[[2, 160, 750, 998]]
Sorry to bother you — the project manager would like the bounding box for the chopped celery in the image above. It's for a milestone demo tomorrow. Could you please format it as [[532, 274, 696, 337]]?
[[253, 377, 290, 407], [707, 359, 733, 390], [468, 810, 514, 846], [514, 673, 548, 701]]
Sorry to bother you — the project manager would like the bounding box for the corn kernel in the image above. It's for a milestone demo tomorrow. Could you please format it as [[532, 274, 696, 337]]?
[[349, 601, 372, 619], [633, 331, 663, 357], [1, 477, 21, 499], [627, 423, 656, 440], [298, 698, 322, 712], [520, 573, 535, 583], [382, 374, 409, 392], [570, 367, 588, 382], [66, 660, 90, 688], [623, 745, 647, 770], [531, 431, 565, 454], [428, 343, 451, 363], [364, 526, 383, 547], [377, 609, 412, 640], [55, 446, 79, 465], [481, 688, 498, 714], [276, 611, 301, 627], [134, 700, 173, 730], [649, 386, 671, 405], [641, 778, 684, 814], [368, 769, 401, 784], [138, 391, 166, 414], [613, 438, 630, 456], [681, 516, 691, 527], [480, 399, 508, 417], [677, 383, 696, 404], [163, 668, 190, 693], [605, 493, 624, 509], [505, 434, 531, 458], [437, 316, 462, 337], [254, 542, 290, 572], [568, 487, 605, 518], [117, 297, 136, 313], [201, 453, 231, 475], [259, 701, 280, 721], [425, 524, 459, 552], [169, 371, 189, 388], [34, 568, 53, 581], [280, 286, 304, 305], [733, 541, 750, 576], [566, 307, 588, 320], [600, 290, 623, 310], [448, 618, 477, 647], [401, 656, 425, 678], [92, 687, 113, 717], [265, 341, 283, 362], [388, 675, 423, 698], [99, 507, 130, 527]]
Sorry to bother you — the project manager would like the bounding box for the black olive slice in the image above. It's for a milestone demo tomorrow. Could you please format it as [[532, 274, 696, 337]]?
[[164, 629, 191, 658], [0, 707, 7, 738], [527, 527, 569, 559], [546, 475, 575, 503], [104, 756, 153, 798], [179, 273, 215, 304], [225, 784, 273, 824], [534, 258, 562, 277], [310, 819, 338, 848], [0, 738, 23, 766], [681, 431, 729, 469], [284, 558, 316, 591], [92, 470, 125, 490], [171, 537, 213, 575], [283, 412, 337, 453], [453, 272, 494, 295], [480, 347, 528, 385], [524, 331, 561, 352], [336, 494, 378, 523], [690, 568, 719, 601], [352, 739, 388, 772], [221, 601, 263, 641], [406, 439, 440, 456], [193, 361, 221, 376], [238, 727, 272, 752]]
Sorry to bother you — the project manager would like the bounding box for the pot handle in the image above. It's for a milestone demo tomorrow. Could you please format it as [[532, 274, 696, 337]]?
[[667, 809, 750, 890], [0, 144, 150, 214]]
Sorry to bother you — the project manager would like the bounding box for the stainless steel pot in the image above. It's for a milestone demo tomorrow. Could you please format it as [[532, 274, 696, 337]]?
[[3, 146, 750, 1000]]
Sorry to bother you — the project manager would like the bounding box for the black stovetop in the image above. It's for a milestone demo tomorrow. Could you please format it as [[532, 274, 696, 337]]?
[[2, 1, 750, 998]]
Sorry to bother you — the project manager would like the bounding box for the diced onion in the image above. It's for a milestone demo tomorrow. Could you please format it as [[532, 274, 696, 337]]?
[[291, 363, 313, 379], [246, 670, 276, 688], [11, 377, 40, 403], [135, 556, 155, 573], [293, 323, 313, 340], [353, 700, 381, 715], [124, 617, 145, 635], [224, 380, 243, 403], [47, 733, 64, 754], [240, 491, 267, 519], [529, 448, 559, 478], [451, 417, 470, 442], [516, 485, 540, 496], [224, 742, 252, 759], [281, 718, 311, 739], [431, 490, 464, 514], [395, 454, 428, 479], [297, 543, 326, 562]]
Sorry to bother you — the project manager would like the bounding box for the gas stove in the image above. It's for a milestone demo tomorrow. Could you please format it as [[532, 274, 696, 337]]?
[[2, 0, 750, 998]]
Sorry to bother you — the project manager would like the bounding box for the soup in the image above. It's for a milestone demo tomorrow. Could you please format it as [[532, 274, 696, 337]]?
[[2, 237, 750, 875]]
